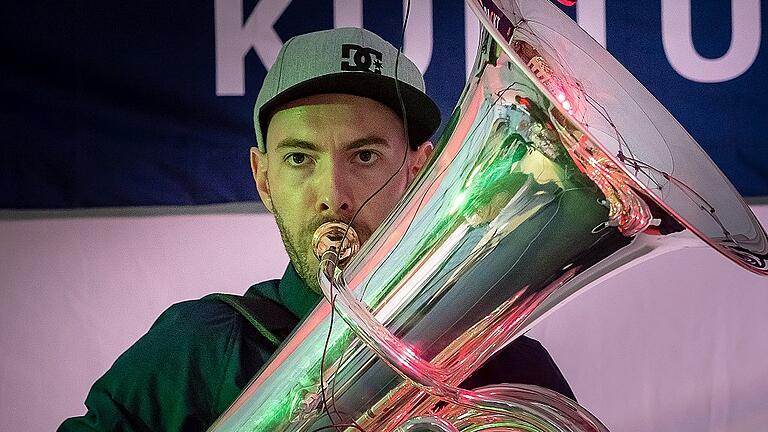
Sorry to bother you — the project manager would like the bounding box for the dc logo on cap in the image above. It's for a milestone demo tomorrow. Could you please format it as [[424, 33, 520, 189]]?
[[341, 44, 383, 74]]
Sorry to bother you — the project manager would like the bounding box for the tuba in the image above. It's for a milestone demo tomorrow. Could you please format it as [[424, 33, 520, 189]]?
[[211, 0, 768, 430]]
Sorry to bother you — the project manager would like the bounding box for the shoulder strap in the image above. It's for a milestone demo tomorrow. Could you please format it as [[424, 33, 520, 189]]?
[[204, 293, 299, 348]]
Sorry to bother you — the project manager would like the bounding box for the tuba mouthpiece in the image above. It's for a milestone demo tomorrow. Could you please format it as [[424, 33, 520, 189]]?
[[312, 221, 360, 267]]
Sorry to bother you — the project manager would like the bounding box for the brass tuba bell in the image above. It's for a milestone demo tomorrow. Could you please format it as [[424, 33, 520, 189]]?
[[210, 0, 767, 430]]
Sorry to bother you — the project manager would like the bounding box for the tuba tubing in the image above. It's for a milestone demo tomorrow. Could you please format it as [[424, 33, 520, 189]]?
[[210, 0, 767, 430]]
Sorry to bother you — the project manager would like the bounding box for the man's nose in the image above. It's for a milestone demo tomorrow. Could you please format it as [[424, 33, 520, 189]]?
[[316, 165, 353, 217]]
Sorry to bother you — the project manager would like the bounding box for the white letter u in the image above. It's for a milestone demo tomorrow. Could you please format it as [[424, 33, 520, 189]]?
[[662, 0, 761, 83]]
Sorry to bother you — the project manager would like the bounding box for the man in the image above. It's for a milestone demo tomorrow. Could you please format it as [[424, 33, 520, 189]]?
[[60, 27, 573, 431]]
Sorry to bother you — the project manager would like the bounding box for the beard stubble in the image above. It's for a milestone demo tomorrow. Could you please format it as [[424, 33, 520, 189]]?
[[273, 207, 372, 294]]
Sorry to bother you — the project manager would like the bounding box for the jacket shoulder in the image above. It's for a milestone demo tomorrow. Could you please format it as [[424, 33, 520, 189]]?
[[60, 297, 271, 431], [460, 335, 576, 400]]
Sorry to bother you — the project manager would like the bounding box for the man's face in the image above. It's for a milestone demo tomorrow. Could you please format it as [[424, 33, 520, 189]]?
[[251, 93, 433, 292]]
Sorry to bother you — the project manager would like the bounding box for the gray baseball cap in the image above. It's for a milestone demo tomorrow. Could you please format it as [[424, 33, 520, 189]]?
[[254, 27, 441, 152]]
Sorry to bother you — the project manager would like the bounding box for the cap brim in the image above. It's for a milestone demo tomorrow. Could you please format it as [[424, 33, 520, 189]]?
[[259, 72, 441, 150]]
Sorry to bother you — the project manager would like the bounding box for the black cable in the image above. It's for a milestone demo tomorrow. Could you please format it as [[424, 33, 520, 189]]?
[[309, 423, 367, 432], [317, 2, 413, 431]]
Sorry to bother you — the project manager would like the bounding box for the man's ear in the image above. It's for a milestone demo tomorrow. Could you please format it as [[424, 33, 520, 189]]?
[[250, 147, 273, 213], [408, 141, 434, 181]]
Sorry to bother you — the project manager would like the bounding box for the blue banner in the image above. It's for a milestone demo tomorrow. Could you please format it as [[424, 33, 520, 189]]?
[[2, 0, 766, 209]]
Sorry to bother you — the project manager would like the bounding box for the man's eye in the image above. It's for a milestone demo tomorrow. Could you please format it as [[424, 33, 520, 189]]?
[[357, 150, 378, 164], [286, 153, 308, 166]]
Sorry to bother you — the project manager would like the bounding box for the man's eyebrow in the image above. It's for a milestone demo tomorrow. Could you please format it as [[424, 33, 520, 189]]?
[[274, 138, 321, 152], [274, 136, 391, 151], [345, 136, 391, 150]]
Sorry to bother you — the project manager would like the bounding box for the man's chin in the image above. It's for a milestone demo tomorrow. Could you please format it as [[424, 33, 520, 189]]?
[[274, 210, 370, 294], [288, 253, 320, 294]]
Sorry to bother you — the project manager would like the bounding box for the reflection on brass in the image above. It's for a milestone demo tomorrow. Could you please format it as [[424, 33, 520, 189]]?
[[210, 0, 767, 431]]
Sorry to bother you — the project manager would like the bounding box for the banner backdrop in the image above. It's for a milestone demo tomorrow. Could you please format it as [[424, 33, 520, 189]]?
[[2, 0, 767, 209]]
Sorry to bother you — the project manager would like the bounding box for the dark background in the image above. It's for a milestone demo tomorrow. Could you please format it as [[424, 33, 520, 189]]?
[[1, 0, 765, 209]]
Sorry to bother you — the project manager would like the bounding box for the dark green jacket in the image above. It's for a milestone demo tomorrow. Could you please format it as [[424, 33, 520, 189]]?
[[60, 264, 574, 431]]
